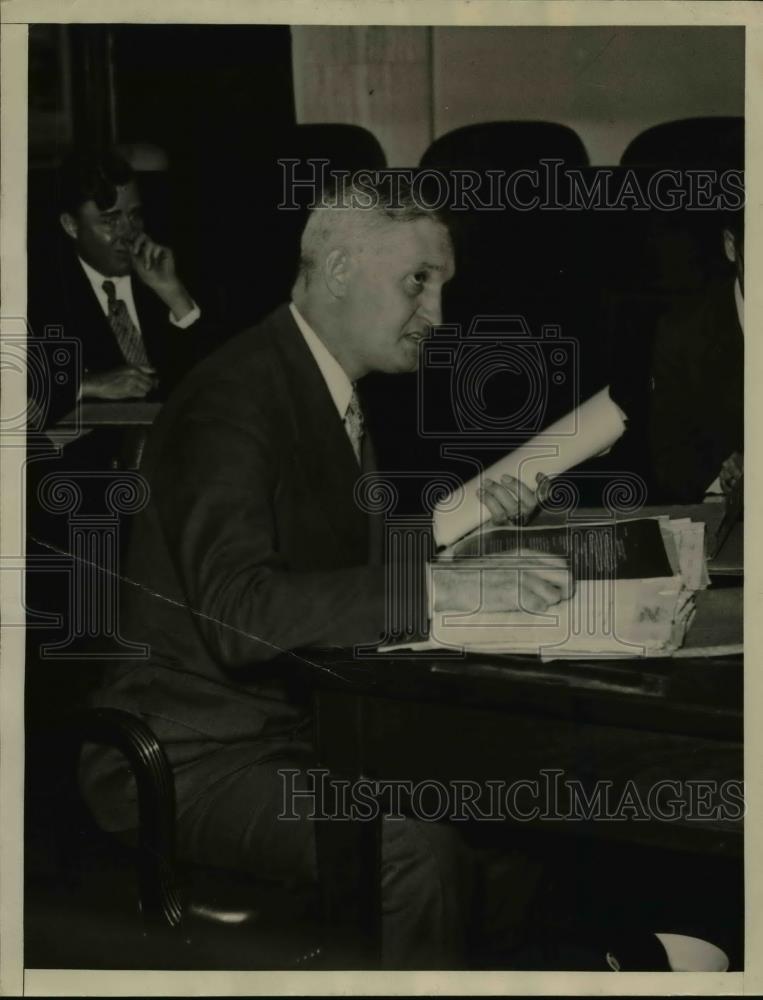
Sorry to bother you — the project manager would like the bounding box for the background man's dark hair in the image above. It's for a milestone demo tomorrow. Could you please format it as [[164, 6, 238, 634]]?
[[58, 148, 135, 215]]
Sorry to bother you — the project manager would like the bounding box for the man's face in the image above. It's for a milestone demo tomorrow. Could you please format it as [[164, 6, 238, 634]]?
[[341, 217, 455, 377], [61, 180, 144, 277]]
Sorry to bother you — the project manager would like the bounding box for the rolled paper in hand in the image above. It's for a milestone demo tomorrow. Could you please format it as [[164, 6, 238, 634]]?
[[432, 386, 627, 548]]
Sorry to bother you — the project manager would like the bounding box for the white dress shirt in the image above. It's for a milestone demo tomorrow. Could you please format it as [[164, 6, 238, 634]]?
[[78, 256, 201, 331], [289, 302, 354, 421], [289, 302, 431, 626]]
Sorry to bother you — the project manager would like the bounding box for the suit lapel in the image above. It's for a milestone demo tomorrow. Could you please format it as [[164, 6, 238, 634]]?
[[59, 249, 126, 371], [704, 277, 742, 361], [60, 246, 173, 373], [272, 307, 370, 562]]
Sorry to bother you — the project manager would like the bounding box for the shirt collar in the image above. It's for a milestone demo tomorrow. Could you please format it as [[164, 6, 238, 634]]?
[[289, 302, 354, 419], [78, 256, 132, 297], [734, 277, 744, 333]]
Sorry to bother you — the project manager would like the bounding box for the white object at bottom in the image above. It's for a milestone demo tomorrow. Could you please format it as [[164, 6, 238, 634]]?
[[655, 932, 729, 972]]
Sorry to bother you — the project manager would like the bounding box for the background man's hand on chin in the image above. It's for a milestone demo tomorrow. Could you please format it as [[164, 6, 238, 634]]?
[[130, 233, 196, 322]]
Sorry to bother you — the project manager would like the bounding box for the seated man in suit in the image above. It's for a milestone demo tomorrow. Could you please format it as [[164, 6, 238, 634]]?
[[80, 177, 572, 968], [648, 212, 744, 502], [28, 148, 209, 429]]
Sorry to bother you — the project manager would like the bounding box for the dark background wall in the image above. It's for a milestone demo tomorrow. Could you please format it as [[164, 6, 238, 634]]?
[[27, 24, 744, 505], [28, 24, 297, 326]]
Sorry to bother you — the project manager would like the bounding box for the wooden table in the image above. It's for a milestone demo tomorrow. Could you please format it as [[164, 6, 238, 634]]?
[[48, 399, 161, 436], [47, 401, 162, 468], [309, 507, 743, 964], [56, 401, 163, 427]]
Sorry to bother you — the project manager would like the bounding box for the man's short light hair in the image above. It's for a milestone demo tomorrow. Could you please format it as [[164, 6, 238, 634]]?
[[297, 174, 448, 285]]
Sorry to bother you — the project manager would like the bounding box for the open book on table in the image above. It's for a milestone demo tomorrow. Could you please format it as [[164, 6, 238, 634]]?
[[381, 517, 710, 660], [380, 387, 711, 659], [423, 516, 709, 659]]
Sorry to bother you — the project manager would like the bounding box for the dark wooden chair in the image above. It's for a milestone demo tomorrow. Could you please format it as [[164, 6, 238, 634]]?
[[25, 706, 334, 970]]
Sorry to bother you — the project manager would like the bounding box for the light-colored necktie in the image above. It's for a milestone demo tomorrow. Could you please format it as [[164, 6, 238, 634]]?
[[102, 279, 150, 368], [344, 386, 364, 464]]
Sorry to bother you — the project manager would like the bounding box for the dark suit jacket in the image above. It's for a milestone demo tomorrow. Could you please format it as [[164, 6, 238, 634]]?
[[81, 304, 428, 829], [27, 240, 212, 427], [648, 277, 743, 502]]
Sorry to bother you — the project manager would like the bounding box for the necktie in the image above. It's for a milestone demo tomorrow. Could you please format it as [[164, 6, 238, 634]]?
[[102, 280, 150, 368], [344, 386, 364, 464]]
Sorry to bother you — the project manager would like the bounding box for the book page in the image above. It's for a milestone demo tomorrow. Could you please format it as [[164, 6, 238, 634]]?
[[449, 517, 674, 580], [432, 386, 627, 547]]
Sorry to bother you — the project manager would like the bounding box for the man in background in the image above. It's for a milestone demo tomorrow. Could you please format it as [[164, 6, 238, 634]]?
[[648, 212, 743, 502], [28, 147, 210, 430]]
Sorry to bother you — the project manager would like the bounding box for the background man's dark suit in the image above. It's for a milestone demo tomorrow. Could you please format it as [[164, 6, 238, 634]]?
[[648, 276, 743, 502], [80, 303, 427, 832], [28, 239, 212, 428]]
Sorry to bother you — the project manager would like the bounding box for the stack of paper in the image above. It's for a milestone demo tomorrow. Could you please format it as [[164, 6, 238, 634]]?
[[432, 386, 627, 549], [386, 517, 708, 660], [381, 388, 710, 659]]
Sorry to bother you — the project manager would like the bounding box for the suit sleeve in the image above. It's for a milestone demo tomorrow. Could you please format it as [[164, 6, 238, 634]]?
[[148, 306, 212, 394], [648, 315, 720, 502], [152, 381, 427, 668]]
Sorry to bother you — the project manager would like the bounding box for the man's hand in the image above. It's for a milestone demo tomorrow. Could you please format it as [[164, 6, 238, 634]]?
[[433, 553, 574, 614], [719, 451, 743, 494], [130, 233, 196, 322], [478, 472, 547, 525], [80, 365, 158, 401]]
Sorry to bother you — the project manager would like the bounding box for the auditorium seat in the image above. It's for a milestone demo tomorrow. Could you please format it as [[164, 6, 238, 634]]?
[[614, 116, 743, 295], [394, 122, 602, 495], [620, 116, 743, 169], [421, 120, 589, 172], [420, 121, 590, 316], [349, 121, 598, 512], [203, 122, 388, 330], [278, 122, 387, 176], [599, 116, 744, 490], [403, 116, 743, 504]]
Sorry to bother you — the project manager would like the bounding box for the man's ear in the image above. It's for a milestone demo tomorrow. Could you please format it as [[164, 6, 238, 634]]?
[[324, 248, 351, 298], [722, 228, 737, 265], [59, 212, 78, 241]]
